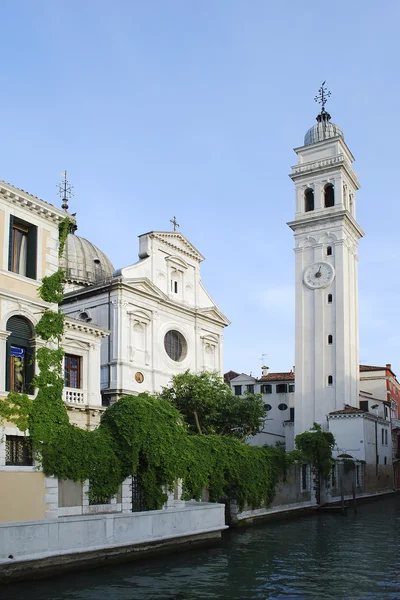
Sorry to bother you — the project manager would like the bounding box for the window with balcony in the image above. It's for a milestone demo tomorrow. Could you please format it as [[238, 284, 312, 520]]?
[[64, 354, 82, 388], [8, 216, 37, 279], [6, 435, 33, 466], [6, 316, 34, 393]]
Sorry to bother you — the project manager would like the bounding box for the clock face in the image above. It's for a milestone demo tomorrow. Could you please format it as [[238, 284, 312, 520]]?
[[303, 262, 335, 289]]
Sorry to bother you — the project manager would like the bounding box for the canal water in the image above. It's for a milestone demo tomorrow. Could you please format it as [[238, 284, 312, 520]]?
[[3, 496, 400, 600]]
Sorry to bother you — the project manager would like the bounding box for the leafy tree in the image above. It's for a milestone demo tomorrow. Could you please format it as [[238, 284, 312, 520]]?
[[294, 422, 335, 479], [159, 370, 266, 440]]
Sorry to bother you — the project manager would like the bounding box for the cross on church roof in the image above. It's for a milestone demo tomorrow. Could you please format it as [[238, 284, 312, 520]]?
[[314, 81, 331, 112], [57, 171, 74, 211], [170, 216, 180, 231]]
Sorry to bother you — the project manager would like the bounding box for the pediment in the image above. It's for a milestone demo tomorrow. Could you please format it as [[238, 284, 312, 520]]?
[[122, 277, 167, 300], [197, 306, 230, 326], [151, 232, 205, 262]]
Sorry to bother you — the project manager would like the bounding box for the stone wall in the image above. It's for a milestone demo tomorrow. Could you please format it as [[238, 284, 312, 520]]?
[[364, 464, 393, 493]]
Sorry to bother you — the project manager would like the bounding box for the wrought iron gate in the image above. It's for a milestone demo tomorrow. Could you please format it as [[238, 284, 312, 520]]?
[[131, 475, 148, 512]]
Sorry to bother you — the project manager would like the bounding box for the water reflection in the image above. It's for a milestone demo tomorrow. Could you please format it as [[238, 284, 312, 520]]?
[[3, 496, 400, 600]]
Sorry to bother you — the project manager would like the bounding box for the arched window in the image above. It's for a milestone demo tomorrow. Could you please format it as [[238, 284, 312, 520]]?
[[328, 375, 333, 386], [328, 335, 333, 345], [305, 189, 314, 212], [6, 316, 34, 393], [328, 294, 333, 304], [324, 184, 334, 208], [327, 246, 332, 256]]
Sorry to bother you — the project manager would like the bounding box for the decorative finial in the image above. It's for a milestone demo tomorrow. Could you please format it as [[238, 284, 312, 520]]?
[[57, 171, 74, 211], [314, 81, 331, 113], [170, 216, 180, 231]]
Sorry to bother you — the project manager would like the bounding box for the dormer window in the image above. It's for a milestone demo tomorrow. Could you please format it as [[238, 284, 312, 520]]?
[[324, 184, 334, 208], [305, 189, 314, 212]]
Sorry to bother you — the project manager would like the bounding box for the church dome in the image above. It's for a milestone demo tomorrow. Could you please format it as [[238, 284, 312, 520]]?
[[304, 110, 343, 146], [60, 233, 115, 287]]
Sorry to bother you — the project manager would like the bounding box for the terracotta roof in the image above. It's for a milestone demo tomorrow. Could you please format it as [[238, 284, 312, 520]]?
[[329, 404, 365, 415], [258, 372, 294, 382], [224, 370, 240, 383], [360, 365, 386, 372]]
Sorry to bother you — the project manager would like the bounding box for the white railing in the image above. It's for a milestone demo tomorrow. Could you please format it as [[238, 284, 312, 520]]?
[[64, 388, 86, 405]]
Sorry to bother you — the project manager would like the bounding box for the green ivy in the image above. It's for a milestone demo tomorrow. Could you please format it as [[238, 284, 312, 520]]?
[[295, 422, 335, 479], [58, 216, 74, 258], [0, 215, 294, 511]]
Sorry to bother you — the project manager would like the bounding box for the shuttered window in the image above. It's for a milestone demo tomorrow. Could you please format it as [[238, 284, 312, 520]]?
[[8, 216, 37, 279], [6, 316, 34, 393]]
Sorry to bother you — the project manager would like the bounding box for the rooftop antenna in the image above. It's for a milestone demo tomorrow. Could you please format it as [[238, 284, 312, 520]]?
[[314, 81, 331, 113], [170, 216, 180, 232], [57, 171, 74, 212]]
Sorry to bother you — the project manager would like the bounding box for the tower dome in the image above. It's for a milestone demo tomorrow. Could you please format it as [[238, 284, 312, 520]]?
[[60, 232, 115, 288], [304, 110, 344, 146]]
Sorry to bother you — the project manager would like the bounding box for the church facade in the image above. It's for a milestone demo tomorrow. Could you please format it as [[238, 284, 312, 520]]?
[[61, 229, 229, 404]]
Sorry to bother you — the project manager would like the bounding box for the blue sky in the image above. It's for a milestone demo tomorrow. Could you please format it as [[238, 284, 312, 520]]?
[[1, 0, 400, 376]]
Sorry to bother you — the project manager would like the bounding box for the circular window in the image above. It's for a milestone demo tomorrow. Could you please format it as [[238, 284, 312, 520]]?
[[164, 330, 187, 362], [265, 404, 272, 411], [278, 403, 288, 411]]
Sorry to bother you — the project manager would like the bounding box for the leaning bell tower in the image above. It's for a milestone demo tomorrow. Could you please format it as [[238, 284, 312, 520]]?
[[288, 84, 364, 436]]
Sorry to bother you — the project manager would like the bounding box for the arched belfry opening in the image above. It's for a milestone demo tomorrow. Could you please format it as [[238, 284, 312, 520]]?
[[304, 189, 314, 212], [324, 184, 334, 208]]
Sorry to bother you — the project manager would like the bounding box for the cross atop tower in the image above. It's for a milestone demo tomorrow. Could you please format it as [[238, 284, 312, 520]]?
[[57, 171, 74, 212], [170, 216, 180, 231], [314, 81, 331, 113]]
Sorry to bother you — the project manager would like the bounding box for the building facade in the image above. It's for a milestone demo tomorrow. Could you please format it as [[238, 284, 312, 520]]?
[[61, 230, 229, 404], [225, 367, 294, 447]]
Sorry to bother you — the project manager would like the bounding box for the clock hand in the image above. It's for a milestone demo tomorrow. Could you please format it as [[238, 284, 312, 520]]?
[[315, 266, 322, 278]]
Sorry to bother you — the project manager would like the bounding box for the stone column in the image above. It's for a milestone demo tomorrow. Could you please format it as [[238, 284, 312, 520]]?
[[121, 477, 132, 513], [44, 476, 59, 520]]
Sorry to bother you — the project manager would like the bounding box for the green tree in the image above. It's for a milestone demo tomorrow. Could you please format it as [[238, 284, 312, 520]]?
[[294, 422, 335, 479], [159, 370, 266, 440]]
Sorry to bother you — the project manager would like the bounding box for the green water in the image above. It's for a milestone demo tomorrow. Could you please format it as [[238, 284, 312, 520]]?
[[3, 496, 400, 600]]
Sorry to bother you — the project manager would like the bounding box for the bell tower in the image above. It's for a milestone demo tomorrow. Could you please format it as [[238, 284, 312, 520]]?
[[288, 84, 364, 436]]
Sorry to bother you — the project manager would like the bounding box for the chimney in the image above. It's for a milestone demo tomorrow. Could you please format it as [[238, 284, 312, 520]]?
[[386, 363, 392, 370], [261, 366, 269, 377]]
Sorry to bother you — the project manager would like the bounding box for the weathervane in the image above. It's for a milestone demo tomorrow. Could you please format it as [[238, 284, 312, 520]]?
[[314, 81, 331, 112], [57, 171, 74, 211], [170, 216, 180, 231]]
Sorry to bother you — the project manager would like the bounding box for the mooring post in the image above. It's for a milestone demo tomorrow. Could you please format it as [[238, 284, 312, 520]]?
[[340, 466, 345, 513]]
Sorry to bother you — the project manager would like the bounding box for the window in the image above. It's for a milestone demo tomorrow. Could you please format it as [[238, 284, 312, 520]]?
[[328, 294, 333, 304], [301, 464, 308, 491], [328, 335, 333, 345], [8, 216, 37, 279], [289, 384, 295, 393], [381, 428, 385, 445], [328, 375, 333, 386], [234, 385, 242, 396], [324, 184, 335, 208], [5, 435, 33, 466], [384, 456, 387, 465], [290, 407, 295, 421], [278, 403, 288, 411], [246, 384, 254, 394], [265, 403, 272, 411], [276, 384, 288, 394], [64, 354, 82, 388], [261, 384, 272, 394], [359, 400, 369, 412], [171, 280, 178, 293], [385, 429, 388, 446], [384, 406, 388, 419], [164, 330, 187, 362], [304, 189, 314, 212], [326, 246, 332, 256], [6, 316, 34, 393]]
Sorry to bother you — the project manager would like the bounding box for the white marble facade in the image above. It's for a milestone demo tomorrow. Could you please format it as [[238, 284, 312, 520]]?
[[62, 231, 229, 402]]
